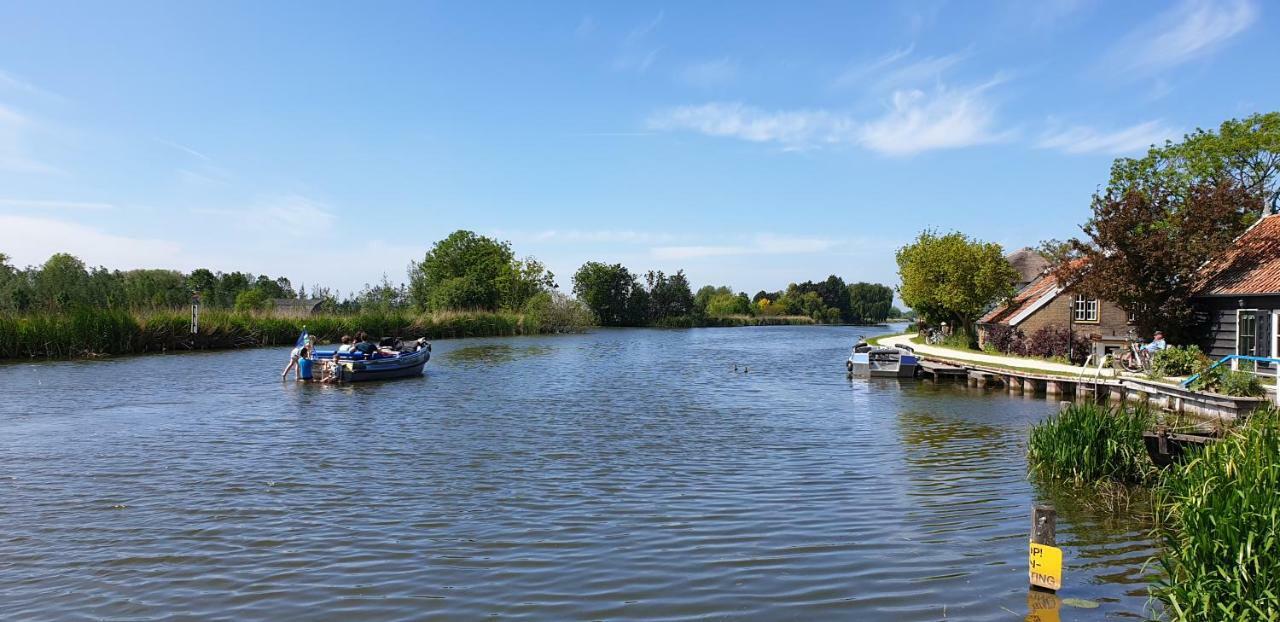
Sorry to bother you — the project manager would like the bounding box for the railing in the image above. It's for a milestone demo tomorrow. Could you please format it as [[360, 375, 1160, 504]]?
[[1181, 354, 1280, 389]]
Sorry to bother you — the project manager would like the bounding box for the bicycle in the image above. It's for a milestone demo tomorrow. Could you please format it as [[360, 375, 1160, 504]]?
[[925, 328, 945, 345], [1116, 341, 1153, 373]]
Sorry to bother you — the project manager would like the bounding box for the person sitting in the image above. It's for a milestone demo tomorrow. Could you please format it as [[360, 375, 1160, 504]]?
[[352, 331, 379, 358], [1143, 331, 1168, 353], [321, 359, 342, 383], [336, 335, 355, 354]]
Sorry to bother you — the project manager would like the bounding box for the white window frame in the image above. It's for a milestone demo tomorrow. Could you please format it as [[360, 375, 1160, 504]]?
[[1074, 295, 1099, 323], [1237, 308, 1258, 358]]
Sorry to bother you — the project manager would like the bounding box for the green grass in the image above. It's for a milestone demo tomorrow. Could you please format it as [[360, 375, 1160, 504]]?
[[0, 308, 561, 359], [1153, 407, 1280, 621], [1027, 402, 1155, 486]]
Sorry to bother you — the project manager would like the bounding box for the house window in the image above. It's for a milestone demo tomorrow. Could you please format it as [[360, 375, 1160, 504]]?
[[1127, 310, 1137, 324], [1238, 310, 1258, 357], [1074, 295, 1098, 322]]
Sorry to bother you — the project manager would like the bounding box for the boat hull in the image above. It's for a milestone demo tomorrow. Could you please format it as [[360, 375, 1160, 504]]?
[[313, 342, 431, 383], [848, 351, 919, 378]]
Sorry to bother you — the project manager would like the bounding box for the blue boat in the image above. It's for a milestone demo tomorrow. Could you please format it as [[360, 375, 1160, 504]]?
[[313, 337, 432, 382]]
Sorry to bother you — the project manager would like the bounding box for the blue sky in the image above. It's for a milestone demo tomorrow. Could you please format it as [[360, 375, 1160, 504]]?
[[0, 1, 1274, 297]]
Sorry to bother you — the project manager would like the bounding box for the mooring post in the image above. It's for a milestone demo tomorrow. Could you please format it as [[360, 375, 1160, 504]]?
[[1029, 505, 1061, 593]]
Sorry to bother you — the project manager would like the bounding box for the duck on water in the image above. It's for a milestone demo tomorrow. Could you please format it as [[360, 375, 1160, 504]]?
[[846, 336, 919, 378]]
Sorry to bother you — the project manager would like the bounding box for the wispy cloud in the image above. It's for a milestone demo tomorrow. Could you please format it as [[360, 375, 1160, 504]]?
[[677, 57, 740, 88], [832, 46, 970, 92], [1036, 119, 1179, 155], [503, 229, 681, 245], [0, 198, 115, 211], [0, 214, 182, 270], [613, 11, 664, 73], [192, 194, 337, 238], [649, 77, 1007, 156], [0, 103, 60, 174], [155, 138, 212, 162], [651, 234, 838, 260], [1111, 0, 1257, 72], [0, 69, 65, 101]]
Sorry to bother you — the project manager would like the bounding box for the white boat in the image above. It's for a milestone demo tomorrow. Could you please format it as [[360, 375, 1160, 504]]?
[[846, 338, 919, 378]]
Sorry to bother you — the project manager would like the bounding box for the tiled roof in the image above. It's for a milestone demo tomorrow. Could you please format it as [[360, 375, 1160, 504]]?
[[1195, 214, 1280, 296], [979, 272, 1060, 325]]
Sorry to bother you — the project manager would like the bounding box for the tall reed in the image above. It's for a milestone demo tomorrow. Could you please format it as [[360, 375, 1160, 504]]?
[[0, 308, 556, 359], [1153, 407, 1280, 621], [1027, 403, 1154, 486]]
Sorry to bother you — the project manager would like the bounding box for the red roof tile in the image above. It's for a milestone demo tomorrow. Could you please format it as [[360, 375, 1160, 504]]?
[[980, 272, 1060, 325], [1195, 214, 1280, 296]]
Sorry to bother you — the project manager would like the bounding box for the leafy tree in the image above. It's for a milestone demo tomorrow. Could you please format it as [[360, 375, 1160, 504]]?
[[1109, 112, 1280, 216], [1053, 180, 1259, 342], [572, 262, 647, 326], [848, 282, 894, 324], [705, 292, 751, 316], [646, 270, 695, 320], [408, 230, 514, 311], [353, 274, 408, 311], [896, 230, 1018, 343], [188, 268, 219, 303], [233, 288, 272, 311], [498, 257, 556, 312], [695, 285, 734, 313], [34, 253, 90, 310]]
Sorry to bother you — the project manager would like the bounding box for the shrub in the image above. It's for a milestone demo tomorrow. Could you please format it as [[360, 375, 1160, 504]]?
[[1189, 364, 1265, 397], [1151, 345, 1209, 377], [983, 323, 1025, 353], [1154, 407, 1280, 621], [1027, 403, 1153, 486], [1020, 326, 1092, 365]]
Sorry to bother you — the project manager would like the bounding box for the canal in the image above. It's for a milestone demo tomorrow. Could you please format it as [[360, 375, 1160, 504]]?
[[0, 325, 1154, 620]]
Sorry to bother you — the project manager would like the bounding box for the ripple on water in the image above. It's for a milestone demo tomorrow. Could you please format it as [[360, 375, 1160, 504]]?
[[0, 327, 1157, 621]]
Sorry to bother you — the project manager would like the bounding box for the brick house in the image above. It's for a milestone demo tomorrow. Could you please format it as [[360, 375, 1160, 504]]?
[[977, 265, 1133, 358], [1192, 213, 1280, 368]]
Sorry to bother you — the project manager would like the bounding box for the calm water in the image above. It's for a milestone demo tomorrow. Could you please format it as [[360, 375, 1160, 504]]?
[[0, 325, 1156, 621]]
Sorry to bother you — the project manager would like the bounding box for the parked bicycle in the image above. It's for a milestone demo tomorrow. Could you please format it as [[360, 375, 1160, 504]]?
[[1116, 340, 1153, 373], [925, 328, 945, 345]]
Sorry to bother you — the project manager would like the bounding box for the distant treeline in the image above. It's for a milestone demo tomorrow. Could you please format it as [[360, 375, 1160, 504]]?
[[0, 228, 899, 358]]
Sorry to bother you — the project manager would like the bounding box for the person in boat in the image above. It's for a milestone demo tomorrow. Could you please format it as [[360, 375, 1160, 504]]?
[[281, 341, 316, 381], [321, 358, 342, 383], [336, 335, 355, 354], [352, 331, 379, 358]]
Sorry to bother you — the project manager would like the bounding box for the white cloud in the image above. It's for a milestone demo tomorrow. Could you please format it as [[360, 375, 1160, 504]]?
[[859, 80, 1008, 155], [0, 103, 59, 174], [1036, 120, 1179, 154], [0, 198, 115, 211], [0, 214, 182, 269], [192, 194, 337, 238], [650, 79, 1006, 156], [832, 46, 969, 92], [678, 57, 740, 88], [1113, 0, 1257, 72], [647, 102, 859, 147], [651, 234, 837, 260]]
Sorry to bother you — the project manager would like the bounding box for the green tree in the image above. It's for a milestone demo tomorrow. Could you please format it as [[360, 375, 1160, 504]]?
[[34, 253, 90, 310], [705, 292, 751, 316], [646, 270, 695, 320], [694, 285, 734, 314], [1109, 112, 1280, 216], [847, 282, 894, 324], [233, 288, 272, 312], [572, 262, 647, 326], [896, 230, 1017, 343], [408, 230, 514, 311], [498, 257, 556, 312]]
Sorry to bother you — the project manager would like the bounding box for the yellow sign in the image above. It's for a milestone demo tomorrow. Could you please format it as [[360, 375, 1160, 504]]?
[[1029, 542, 1063, 591]]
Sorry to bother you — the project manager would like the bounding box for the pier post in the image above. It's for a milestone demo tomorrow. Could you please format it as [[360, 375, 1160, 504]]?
[[1029, 505, 1060, 594], [1023, 379, 1038, 395], [1045, 380, 1062, 397], [1109, 385, 1125, 403], [1006, 375, 1023, 394]]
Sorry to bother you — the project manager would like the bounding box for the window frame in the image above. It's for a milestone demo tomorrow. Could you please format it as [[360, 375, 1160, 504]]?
[[1237, 309, 1258, 357], [1074, 294, 1099, 323]]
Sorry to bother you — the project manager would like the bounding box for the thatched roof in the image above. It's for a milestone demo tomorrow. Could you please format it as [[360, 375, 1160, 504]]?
[[1007, 247, 1050, 286], [272, 298, 324, 315]]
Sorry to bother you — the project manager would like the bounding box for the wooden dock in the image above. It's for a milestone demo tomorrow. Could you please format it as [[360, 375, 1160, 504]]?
[[913, 354, 1269, 422]]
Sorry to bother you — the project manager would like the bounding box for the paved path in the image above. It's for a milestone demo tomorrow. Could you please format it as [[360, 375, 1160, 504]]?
[[873, 333, 1117, 377]]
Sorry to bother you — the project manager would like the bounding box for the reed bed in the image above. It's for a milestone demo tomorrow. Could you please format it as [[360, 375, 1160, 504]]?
[[1153, 407, 1280, 621], [0, 308, 542, 359], [1027, 403, 1155, 486]]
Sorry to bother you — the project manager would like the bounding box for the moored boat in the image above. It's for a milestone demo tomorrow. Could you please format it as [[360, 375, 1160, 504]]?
[[314, 337, 431, 382], [846, 337, 919, 378]]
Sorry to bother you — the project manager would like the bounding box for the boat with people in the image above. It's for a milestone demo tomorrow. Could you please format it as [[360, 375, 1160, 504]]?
[[314, 336, 432, 382], [846, 337, 919, 378]]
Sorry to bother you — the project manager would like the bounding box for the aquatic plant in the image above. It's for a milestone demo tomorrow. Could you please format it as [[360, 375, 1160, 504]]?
[[1027, 403, 1154, 486], [1153, 407, 1280, 621]]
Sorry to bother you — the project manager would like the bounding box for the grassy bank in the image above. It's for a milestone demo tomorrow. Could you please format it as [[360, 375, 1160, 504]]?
[[0, 308, 546, 359], [1028, 403, 1280, 620]]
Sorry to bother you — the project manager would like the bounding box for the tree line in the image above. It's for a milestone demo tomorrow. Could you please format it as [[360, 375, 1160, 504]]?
[[897, 111, 1279, 346], [2, 228, 898, 329]]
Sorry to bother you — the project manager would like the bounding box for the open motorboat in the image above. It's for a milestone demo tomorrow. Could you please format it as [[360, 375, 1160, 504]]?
[[846, 337, 919, 378], [313, 337, 431, 382]]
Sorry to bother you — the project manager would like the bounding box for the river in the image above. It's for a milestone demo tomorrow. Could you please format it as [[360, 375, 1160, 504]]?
[[0, 325, 1155, 620]]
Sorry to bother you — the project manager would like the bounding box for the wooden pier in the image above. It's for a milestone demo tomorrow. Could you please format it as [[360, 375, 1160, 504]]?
[[913, 355, 1269, 422]]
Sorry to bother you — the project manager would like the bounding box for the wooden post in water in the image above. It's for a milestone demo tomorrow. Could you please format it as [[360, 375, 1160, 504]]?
[[1029, 505, 1061, 593]]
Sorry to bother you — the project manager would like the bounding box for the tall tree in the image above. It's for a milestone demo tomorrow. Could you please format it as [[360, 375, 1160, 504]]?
[[847, 282, 894, 324], [408, 230, 515, 311], [572, 262, 647, 326], [896, 230, 1017, 342], [1054, 181, 1260, 342]]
